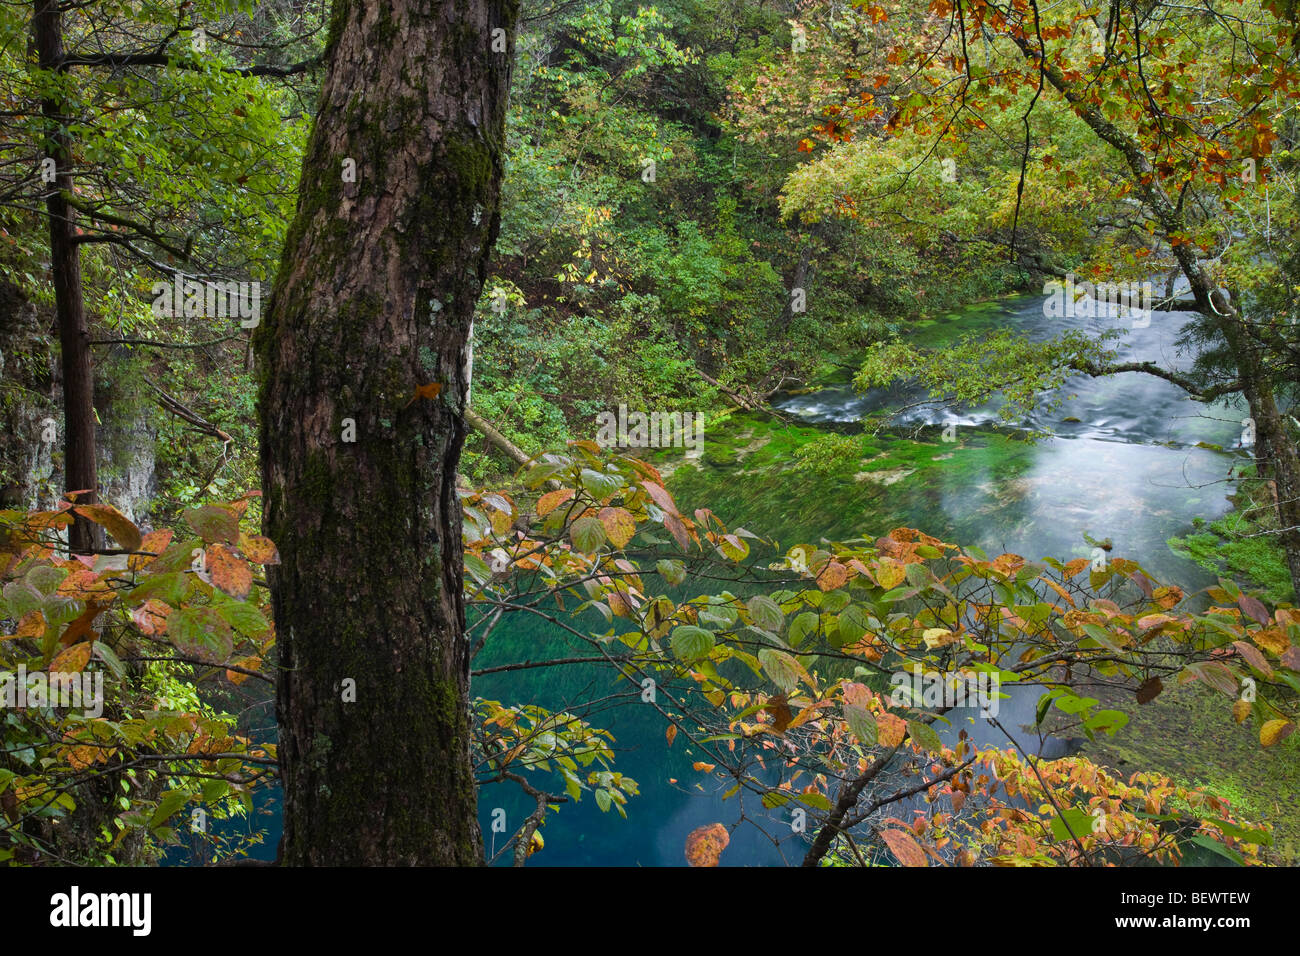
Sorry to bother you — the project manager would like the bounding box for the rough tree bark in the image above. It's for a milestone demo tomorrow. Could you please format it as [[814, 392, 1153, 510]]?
[[256, 0, 516, 864], [33, 0, 101, 553]]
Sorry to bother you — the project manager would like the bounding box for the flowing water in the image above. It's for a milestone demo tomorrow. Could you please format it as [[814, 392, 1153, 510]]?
[[193, 290, 1249, 866]]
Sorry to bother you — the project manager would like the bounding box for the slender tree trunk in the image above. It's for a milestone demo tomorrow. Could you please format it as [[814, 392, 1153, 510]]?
[[1236, 353, 1300, 597], [33, 0, 100, 552], [1010, 35, 1300, 599], [257, 0, 515, 865], [777, 239, 813, 331]]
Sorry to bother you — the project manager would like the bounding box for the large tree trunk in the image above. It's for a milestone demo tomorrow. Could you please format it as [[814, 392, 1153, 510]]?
[[257, 0, 515, 865], [33, 0, 101, 553]]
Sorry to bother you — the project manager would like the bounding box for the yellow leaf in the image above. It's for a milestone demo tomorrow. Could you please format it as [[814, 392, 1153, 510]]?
[[1261, 719, 1295, 747], [598, 507, 636, 548], [923, 627, 959, 648]]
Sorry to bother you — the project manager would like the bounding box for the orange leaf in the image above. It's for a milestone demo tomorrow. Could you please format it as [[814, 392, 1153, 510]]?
[[684, 823, 730, 867], [50, 641, 92, 674], [405, 382, 442, 407], [881, 827, 928, 867], [817, 560, 849, 591], [130, 528, 174, 571], [536, 488, 575, 517], [207, 543, 253, 600], [8, 610, 45, 641], [131, 599, 171, 637], [238, 533, 280, 565], [71, 503, 142, 552]]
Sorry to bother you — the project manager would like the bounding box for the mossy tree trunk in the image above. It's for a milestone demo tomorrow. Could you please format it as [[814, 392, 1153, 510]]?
[[256, 0, 516, 865], [33, 0, 101, 553]]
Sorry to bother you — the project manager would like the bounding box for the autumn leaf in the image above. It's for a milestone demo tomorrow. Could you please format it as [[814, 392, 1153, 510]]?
[[665, 725, 678, 747], [131, 599, 171, 637], [72, 503, 142, 552], [1136, 677, 1163, 705], [207, 543, 253, 601], [692, 761, 716, 773], [684, 823, 729, 867], [1238, 593, 1270, 626], [663, 513, 690, 550], [59, 603, 106, 646], [50, 641, 92, 674], [877, 712, 907, 747], [238, 533, 280, 565], [404, 382, 442, 407], [873, 559, 906, 589], [130, 528, 174, 572], [1233, 641, 1272, 678], [881, 828, 928, 867], [764, 694, 794, 733], [536, 488, 575, 517], [7, 610, 45, 641], [817, 560, 849, 591], [1260, 719, 1295, 748], [597, 507, 636, 548], [641, 481, 679, 516], [226, 656, 262, 686], [184, 505, 240, 546]]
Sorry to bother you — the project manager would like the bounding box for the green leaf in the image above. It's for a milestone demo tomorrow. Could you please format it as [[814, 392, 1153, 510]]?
[[789, 611, 819, 648], [906, 719, 943, 753], [746, 595, 784, 632], [183, 505, 240, 545], [150, 789, 190, 829], [167, 607, 234, 662], [1188, 834, 1245, 865], [758, 648, 800, 694], [844, 704, 878, 745], [656, 559, 686, 586], [1048, 807, 1094, 844], [670, 625, 714, 661], [210, 596, 271, 637], [834, 604, 872, 648], [796, 791, 833, 811], [570, 516, 607, 554]]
